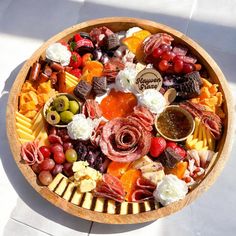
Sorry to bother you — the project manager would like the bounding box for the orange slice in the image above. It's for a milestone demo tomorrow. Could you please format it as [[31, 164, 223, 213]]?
[[122, 36, 142, 54], [133, 30, 151, 40], [120, 169, 141, 201], [107, 162, 131, 179]]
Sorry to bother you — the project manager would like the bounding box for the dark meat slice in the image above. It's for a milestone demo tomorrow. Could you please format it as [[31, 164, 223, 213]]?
[[185, 71, 203, 87], [160, 147, 182, 168], [73, 80, 92, 100], [92, 76, 107, 96], [90, 26, 114, 47], [107, 33, 120, 51]]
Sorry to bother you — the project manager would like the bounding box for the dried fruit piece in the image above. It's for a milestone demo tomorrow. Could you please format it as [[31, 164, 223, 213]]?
[[107, 161, 130, 178]]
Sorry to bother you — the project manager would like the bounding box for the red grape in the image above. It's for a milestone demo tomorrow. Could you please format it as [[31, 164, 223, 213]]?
[[173, 55, 184, 63], [183, 63, 194, 73], [63, 142, 73, 152], [152, 48, 163, 58], [31, 163, 40, 174], [158, 60, 169, 71], [39, 159, 55, 171], [51, 164, 63, 176], [49, 126, 57, 135], [38, 171, 53, 186], [161, 51, 176, 61], [50, 143, 63, 154], [63, 162, 73, 177], [65, 149, 78, 163], [53, 152, 66, 164], [160, 44, 172, 52], [174, 59, 184, 73], [39, 146, 51, 159]]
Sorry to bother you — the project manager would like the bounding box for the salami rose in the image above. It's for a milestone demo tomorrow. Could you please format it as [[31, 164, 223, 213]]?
[[99, 117, 152, 162]]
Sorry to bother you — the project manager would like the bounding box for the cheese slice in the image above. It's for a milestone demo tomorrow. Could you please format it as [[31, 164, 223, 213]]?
[[16, 116, 32, 129], [16, 122, 33, 134], [36, 127, 49, 147], [16, 111, 32, 123], [66, 79, 75, 88], [66, 76, 78, 86], [17, 129, 35, 141], [32, 120, 44, 138], [19, 138, 32, 144]]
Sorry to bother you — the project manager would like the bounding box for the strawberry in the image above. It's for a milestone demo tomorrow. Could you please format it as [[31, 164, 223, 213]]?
[[166, 141, 186, 158], [74, 33, 83, 42], [69, 52, 82, 69], [70, 69, 82, 78], [150, 137, 166, 158]]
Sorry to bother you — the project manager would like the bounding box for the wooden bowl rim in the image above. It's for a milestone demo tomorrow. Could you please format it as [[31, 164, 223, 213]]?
[[6, 17, 234, 224]]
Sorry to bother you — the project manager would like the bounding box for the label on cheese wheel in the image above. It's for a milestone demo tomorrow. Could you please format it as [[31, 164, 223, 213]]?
[[135, 68, 163, 92]]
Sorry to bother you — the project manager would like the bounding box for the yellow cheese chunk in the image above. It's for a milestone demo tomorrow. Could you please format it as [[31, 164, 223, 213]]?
[[19, 138, 32, 144], [16, 116, 32, 129], [36, 127, 49, 147]]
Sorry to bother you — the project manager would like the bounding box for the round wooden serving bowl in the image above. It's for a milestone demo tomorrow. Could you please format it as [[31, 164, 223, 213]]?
[[6, 17, 234, 224]]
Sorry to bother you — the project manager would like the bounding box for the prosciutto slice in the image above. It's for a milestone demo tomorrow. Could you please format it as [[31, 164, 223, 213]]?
[[21, 141, 44, 165], [180, 101, 222, 139], [94, 174, 125, 202]]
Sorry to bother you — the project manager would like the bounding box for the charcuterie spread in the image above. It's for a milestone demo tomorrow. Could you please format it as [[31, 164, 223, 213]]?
[[16, 25, 225, 214]]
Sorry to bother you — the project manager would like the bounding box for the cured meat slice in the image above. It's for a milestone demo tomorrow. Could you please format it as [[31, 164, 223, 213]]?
[[48, 134, 63, 145], [136, 177, 156, 191], [173, 45, 188, 56], [143, 33, 174, 56], [99, 117, 151, 162], [94, 174, 125, 202], [131, 189, 154, 202], [90, 121, 105, 147], [21, 141, 44, 165], [90, 26, 114, 47], [128, 106, 154, 131], [180, 101, 222, 139], [82, 99, 102, 119]]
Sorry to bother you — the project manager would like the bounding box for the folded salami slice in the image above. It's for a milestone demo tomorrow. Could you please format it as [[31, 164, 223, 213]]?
[[136, 177, 156, 191], [21, 141, 44, 165], [94, 174, 125, 202], [131, 189, 154, 202]]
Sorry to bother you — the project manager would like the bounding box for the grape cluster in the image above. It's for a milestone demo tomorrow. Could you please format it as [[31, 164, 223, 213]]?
[[148, 44, 195, 74]]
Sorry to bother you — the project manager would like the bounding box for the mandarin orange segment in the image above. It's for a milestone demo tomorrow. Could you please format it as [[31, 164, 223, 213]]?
[[120, 169, 141, 201], [82, 61, 103, 73], [107, 161, 131, 179], [133, 30, 151, 40], [122, 36, 142, 54]]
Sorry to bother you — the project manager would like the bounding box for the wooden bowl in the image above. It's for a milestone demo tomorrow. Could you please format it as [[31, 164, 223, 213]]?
[[43, 93, 81, 128], [154, 105, 195, 142], [6, 17, 234, 224]]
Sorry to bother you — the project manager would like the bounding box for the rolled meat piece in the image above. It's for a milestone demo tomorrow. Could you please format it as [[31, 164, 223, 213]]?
[[50, 62, 64, 71], [44, 65, 53, 77], [50, 72, 58, 85], [29, 62, 41, 81], [57, 70, 66, 93], [38, 72, 49, 83]]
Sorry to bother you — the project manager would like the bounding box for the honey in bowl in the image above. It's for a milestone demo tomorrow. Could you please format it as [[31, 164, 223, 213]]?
[[155, 105, 195, 141]]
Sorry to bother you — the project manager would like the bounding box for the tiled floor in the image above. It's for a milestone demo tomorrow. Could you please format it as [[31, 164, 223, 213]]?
[[0, 0, 236, 235]]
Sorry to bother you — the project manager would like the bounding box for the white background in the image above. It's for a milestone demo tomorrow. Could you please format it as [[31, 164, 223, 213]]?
[[0, 0, 236, 235]]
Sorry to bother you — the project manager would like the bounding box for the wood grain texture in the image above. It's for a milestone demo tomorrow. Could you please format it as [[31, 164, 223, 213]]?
[[6, 17, 234, 224]]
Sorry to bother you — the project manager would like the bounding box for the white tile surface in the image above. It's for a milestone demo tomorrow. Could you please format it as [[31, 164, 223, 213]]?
[[187, 0, 236, 54], [4, 219, 49, 236], [77, 0, 196, 33]]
